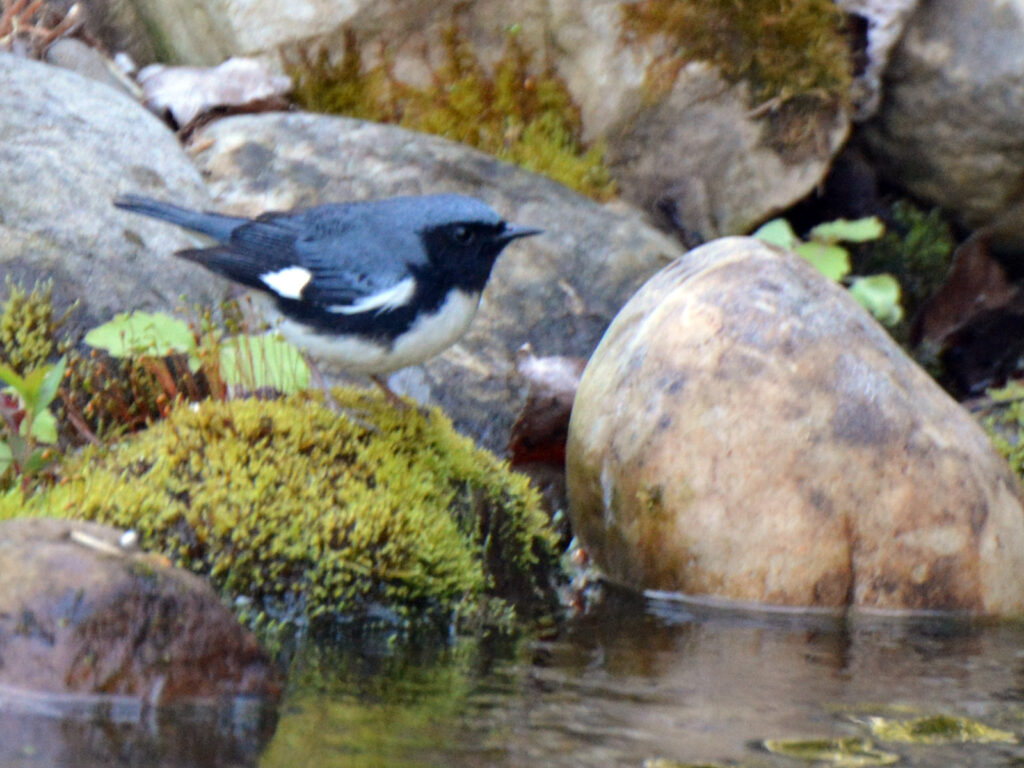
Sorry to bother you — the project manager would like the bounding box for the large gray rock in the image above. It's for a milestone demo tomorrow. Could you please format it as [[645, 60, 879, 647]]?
[[186, 112, 680, 449], [113, 0, 849, 240], [567, 237, 1024, 615], [863, 0, 1024, 250], [0, 54, 227, 335]]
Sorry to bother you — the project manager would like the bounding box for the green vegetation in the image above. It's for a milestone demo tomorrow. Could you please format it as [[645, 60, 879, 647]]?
[[864, 714, 1016, 745], [0, 356, 65, 486], [84, 309, 310, 397], [983, 383, 1024, 478], [0, 279, 72, 489], [763, 736, 898, 765], [856, 200, 956, 320], [287, 25, 616, 200], [1, 391, 561, 633], [0, 284, 563, 635], [754, 215, 903, 327], [0, 278, 67, 374], [620, 0, 852, 109]]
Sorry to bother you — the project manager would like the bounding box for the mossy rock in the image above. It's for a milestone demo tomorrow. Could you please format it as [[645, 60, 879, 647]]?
[[3, 390, 563, 633]]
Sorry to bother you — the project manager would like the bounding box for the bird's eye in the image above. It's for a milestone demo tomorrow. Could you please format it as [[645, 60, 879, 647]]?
[[452, 226, 474, 244]]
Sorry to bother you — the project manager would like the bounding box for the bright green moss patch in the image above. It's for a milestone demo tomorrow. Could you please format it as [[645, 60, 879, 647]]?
[[287, 25, 616, 201], [3, 390, 562, 632], [865, 714, 1017, 745]]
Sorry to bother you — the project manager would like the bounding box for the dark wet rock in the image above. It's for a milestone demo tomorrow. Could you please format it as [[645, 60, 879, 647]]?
[[566, 237, 1024, 615], [0, 54, 228, 337], [186, 112, 679, 450], [0, 517, 281, 702]]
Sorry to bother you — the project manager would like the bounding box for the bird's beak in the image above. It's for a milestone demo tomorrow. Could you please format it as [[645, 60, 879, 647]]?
[[499, 224, 543, 243]]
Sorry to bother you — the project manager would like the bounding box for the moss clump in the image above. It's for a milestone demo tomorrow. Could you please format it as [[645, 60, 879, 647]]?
[[4, 390, 562, 632], [763, 737, 898, 765], [0, 278, 65, 374], [621, 0, 852, 107], [865, 714, 1016, 744], [856, 201, 956, 322], [620, 0, 852, 152], [287, 24, 617, 201], [982, 382, 1024, 477]]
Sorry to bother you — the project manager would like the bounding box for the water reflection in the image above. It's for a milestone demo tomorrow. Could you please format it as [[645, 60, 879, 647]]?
[[0, 689, 276, 768], [6, 589, 1024, 767]]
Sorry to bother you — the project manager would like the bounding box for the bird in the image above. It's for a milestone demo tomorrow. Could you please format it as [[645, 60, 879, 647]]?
[[113, 193, 542, 403]]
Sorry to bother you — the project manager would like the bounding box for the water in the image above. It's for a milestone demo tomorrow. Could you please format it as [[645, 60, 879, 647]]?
[[5, 588, 1024, 767]]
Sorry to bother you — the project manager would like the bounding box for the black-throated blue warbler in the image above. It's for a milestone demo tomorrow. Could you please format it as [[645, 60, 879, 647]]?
[[113, 193, 541, 399]]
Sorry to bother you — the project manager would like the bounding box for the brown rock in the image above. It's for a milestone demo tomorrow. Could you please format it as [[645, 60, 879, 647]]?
[[566, 237, 1024, 615], [0, 517, 281, 702]]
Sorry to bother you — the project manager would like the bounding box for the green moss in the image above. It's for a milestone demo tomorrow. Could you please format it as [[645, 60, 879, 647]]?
[[287, 24, 617, 201], [3, 390, 562, 632], [865, 714, 1016, 744], [763, 736, 898, 765], [983, 382, 1024, 477], [0, 278, 63, 374], [621, 0, 852, 106], [620, 0, 852, 152], [857, 201, 955, 321]]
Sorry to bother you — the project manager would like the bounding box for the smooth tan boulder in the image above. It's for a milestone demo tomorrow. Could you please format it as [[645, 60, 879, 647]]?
[[567, 237, 1024, 615]]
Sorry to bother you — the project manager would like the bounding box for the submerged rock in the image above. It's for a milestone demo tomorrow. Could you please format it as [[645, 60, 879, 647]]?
[[566, 237, 1024, 615], [0, 517, 281, 702]]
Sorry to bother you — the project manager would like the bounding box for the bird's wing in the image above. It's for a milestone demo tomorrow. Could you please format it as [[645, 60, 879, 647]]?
[[182, 207, 424, 312]]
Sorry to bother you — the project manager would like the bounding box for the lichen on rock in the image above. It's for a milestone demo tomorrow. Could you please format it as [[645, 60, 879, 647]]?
[[5, 390, 563, 633]]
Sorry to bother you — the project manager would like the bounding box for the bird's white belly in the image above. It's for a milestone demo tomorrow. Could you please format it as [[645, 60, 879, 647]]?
[[278, 289, 482, 374]]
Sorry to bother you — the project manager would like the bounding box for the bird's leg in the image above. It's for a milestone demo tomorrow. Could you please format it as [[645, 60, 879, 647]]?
[[302, 353, 378, 431], [370, 374, 410, 410]]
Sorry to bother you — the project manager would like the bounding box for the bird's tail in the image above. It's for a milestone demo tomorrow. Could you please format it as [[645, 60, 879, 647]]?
[[113, 194, 247, 242]]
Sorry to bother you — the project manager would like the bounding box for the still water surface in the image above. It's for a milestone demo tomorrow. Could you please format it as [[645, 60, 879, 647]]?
[[6, 589, 1024, 767]]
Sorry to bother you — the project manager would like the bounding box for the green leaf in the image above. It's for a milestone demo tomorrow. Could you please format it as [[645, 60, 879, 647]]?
[[85, 311, 197, 358], [35, 356, 66, 412], [0, 363, 26, 396], [849, 274, 904, 327], [14, 367, 49, 410], [3, 431, 26, 463], [753, 218, 800, 250], [219, 333, 311, 394], [23, 449, 51, 474], [0, 441, 11, 474], [809, 216, 885, 244], [795, 241, 851, 281], [26, 407, 58, 444]]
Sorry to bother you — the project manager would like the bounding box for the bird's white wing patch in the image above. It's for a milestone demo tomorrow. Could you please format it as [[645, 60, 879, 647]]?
[[326, 276, 417, 315], [261, 266, 312, 299]]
